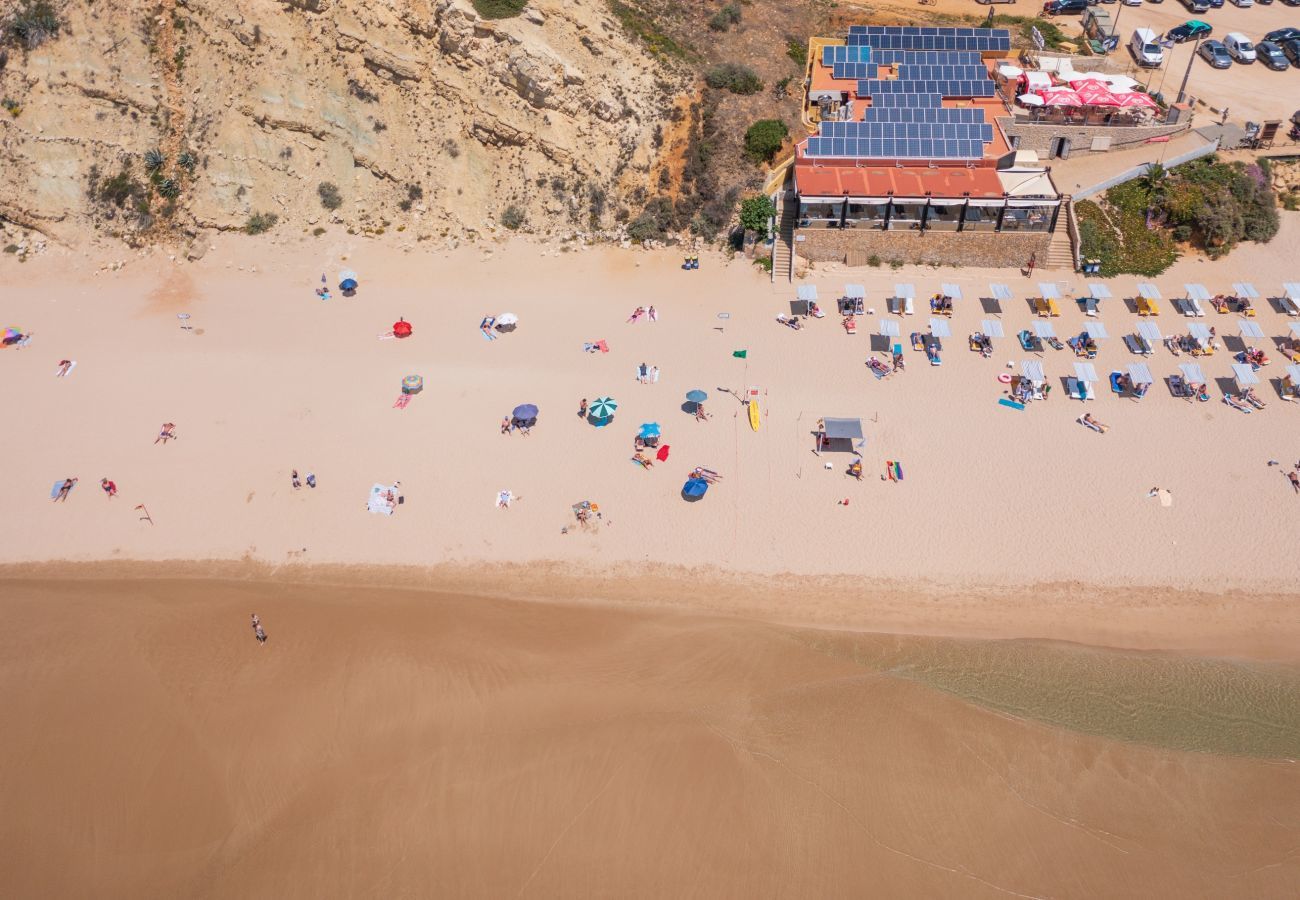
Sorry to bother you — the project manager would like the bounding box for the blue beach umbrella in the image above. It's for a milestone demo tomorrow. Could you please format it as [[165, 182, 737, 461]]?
[[638, 422, 661, 439], [685, 390, 708, 403], [682, 479, 708, 501], [589, 397, 618, 419], [512, 404, 539, 421]]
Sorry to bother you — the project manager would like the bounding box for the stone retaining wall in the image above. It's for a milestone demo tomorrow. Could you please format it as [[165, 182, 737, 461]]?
[[1000, 119, 1190, 155], [795, 228, 1051, 268]]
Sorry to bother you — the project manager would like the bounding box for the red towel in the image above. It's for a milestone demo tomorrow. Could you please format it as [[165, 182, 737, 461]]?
[[656, 445, 670, 462]]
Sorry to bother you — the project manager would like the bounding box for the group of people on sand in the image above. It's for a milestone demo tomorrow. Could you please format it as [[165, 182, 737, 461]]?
[[53, 477, 118, 502], [626, 306, 658, 324], [290, 469, 317, 490]]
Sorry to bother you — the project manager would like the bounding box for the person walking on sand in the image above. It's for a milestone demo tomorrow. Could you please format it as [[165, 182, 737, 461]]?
[[501, 416, 512, 435], [100, 478, 117, 498], [638, 362, 649, 384], [578, 398, 588, 419], [648, 306, 658, 323], [306, 473, 316, 489], [54, 477, 77, 502], [1025, 251, 1036, 277], [155, 423, 177, 444], [291, 469, 302, 490]]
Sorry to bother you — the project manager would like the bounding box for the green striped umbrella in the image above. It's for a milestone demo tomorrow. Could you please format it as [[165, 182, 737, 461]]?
[[589, 397, 618, 419]]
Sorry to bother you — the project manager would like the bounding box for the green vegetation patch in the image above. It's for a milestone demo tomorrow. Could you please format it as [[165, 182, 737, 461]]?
[[1158, 157, 1279, 258], [708, 3, 742, 32], [608, 0, 691, 59], [786, 37, 808, 68], [705, 63, 762, 95], [2, 0, 62, 51], [1076, 185, 1178, 278], [739, 194, 776, 240], [470, 0, 527, 19], [245, 212, 279, 235], [743, 118, 788, 164]]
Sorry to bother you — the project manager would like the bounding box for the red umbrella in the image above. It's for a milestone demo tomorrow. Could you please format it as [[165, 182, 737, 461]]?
[[1076, 86, 1120, 107], [1040, 89, 1083, 108], [1116, 92, 1158, 110], [393, 318, 413, 338]]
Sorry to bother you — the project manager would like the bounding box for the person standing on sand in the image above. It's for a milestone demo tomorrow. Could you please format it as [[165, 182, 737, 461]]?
[[1026, 251, 1036, 277], [1288, 471, 1299, 494], [578, 398, 588, 419], [291, 469, 302, 490], [54, 478, 77, 502], [501, 417, 512, 435], [100, 478, 117, 498]]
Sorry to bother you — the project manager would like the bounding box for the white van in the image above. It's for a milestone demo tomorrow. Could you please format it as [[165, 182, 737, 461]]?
[[1129, 27, 1164, 67], [1224, 33, 1256, 63]]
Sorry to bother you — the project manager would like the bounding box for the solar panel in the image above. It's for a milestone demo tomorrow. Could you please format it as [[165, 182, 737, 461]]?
[[804, 135, 984, 159], [870, 93, 942, 108], [847, 31, 1011, 52], [832, 61, 879, 80], [898, 64, 989, 81], [860, 107, 987, 124], [856, 78, 995, 98], [821, 44, 873, 66]]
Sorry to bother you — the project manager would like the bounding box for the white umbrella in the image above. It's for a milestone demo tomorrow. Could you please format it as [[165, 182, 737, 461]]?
[[1018, 94, 1045, 108], [989, 283, 1013, 301], [1231, 363, 1260, 387], [929, 318, 952, 338], [1038, 282, 1061, 300], [1232, 283, 1259, 299], [894, 283, 915, 299], [1084, 322, 1108, 340], [497, 312, 519, 326], [981, 320, 1005, 339], [1137, 283, 1161, 300], [998, 64, 1024, 79], [879, 318, 901, 338], [1085, 282, 1112, 299], [1238, 319, 1265, 340], [940, 283, 962, 300], [1184, 284, 1211, 302], [1105, 74, 1140, 91]]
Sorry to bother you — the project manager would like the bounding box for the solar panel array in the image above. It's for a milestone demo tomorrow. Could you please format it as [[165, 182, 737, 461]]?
[[832, 62, 879, 80], [857, 78, 996, 97], [870, 93, 942, 108], [819, 120, 993, 143], [860, 107, 988, 124], [897, 64, 989, 81], [871, 49, 983, 66], [805, 135, 985, 160], [846, 26, 1012, 53], [822, 44, 873, 66]]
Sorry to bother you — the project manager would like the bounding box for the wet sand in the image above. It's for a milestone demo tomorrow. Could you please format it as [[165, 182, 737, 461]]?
[[2, 576, 1296, 899]]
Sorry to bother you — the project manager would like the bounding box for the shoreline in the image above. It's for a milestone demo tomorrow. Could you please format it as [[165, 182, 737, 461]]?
[[6, 559, 1297, 664]]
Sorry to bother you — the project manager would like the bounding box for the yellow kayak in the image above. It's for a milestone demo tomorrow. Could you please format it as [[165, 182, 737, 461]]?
[[747, 398, 761, 431]]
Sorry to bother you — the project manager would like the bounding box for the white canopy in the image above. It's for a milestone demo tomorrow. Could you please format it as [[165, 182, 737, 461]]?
[[1018, 94, 1045, 108], [1184, 284, 1211, 302], [1136, 321, 1162, 342], [497, 312, 519, 325], [1074, 362, 1098, 383], [1232, 282, 1259, 299], [1067, 71, 1108, 84], [879, 318, 901, 337], [797, 285, 819, 301], [1034, 321, 1056, 338], [998, 64, 1024, 79], [1238, 319, 1265, 340], [940, 283, 962, 300], [844, 284, 866, 299], [929, 318, 952, 338], [1021, 361, 1045, 382], [989, 283, 1013, 301], [981, 320, 1005, 339], [1179, 363, 1206, 384], [1188, 323, 1212, 342], [894, 283, 915, 299], [1024, 71, 1052, 90], [1231, 363, 1260, 386], [1084, 322, 1108, 340], [1085, 282, 1112, 299], [1137, 283, 1161, 300], [1038, 282, 1061, 300], [1128, 363, 1154, 385]]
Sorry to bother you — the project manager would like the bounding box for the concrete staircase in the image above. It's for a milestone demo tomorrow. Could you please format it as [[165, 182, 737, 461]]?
[[1041, 196, 1077, 271], [770, 192, 796, 283]]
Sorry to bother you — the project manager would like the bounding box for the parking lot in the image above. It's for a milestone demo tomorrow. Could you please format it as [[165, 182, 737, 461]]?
[[1063, 1, 1300, 128]]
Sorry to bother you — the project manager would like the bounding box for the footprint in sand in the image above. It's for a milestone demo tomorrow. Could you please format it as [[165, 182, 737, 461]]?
[[246, 491, 255, 504]]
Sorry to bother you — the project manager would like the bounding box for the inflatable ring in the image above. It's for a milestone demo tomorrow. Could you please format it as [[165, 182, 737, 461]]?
[[997, 373, 1013, 384]]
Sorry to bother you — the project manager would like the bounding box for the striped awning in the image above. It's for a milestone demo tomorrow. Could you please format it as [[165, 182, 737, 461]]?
[[1179, 363, 1206, 383], [879, 318, 901, 337], [1137, 283, 1161, 300], [1085, 282, 1112, 299], [1034, 321, 1056, 338], [894, 283, 915, 299], [1127, 363, 1154, 385], [929, 317, 952, 338], [1084, 322, 1108, 340], [1074, 362, 1098, 382], [1184, 283, 1211, 302], [1021, 361, 1045, 382], [1037, 282, 1061, 300], [989, 283, 1013, 301], [940, 283, 962, 300], [1232, 283, 1259, 299], [1136, 321, 1161, 342], [981, 320, 1004, 339], [797, 285, 819, 301], [844, 284, 866, 299], [1238, 319, 1265, 340], [1231, 363, 1260, 386]]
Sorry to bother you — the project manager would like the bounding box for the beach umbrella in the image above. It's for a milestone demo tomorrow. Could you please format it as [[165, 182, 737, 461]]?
[[638, 422, 661, 438], [1017, 94, 1044, 108], [512, 403, 539, 421], [401, 374, 423, 395], [338, 269, 358, 291], [589, 397, 617, 419], [686, 389, 707, 403], [1041, 89, 1083, 107], [497, 313, 518, 326], [997, 64, 1023, 79], [1116, 92, 1158, 110], [3, 326, 21, 342], [1078, 87, 1121, 108], [392, 318, 412, 338], [682, 478, 709, 501]]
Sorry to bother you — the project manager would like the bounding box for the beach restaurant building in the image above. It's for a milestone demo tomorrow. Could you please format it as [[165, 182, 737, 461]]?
[[789, 26, 1061, 268]]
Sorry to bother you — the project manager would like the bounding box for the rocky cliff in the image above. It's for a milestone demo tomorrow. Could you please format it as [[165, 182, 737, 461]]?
[[0, 0, 684, 248]]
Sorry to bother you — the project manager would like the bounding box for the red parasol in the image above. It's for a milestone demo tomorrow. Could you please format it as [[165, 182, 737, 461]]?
[[1116, 92, 1158, 110], [1040, 89, 1083, 108], [1076, 86, 1121, 107], [393, 318, 413, 338]]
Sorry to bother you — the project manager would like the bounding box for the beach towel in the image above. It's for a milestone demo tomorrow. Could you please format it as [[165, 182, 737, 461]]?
[[393, 395, 411, 409], [732, 350, 747, 359], [656, 444, 670, 462], [998, 398, 1026, 410], [50, 480, 76, 499], [367, 484, 397, 515], [55, 361, 77, 377]]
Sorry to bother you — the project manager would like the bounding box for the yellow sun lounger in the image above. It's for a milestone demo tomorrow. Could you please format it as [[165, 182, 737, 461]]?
[[1137, 297, 1160, 316], [1033, 297, 1059, 317]]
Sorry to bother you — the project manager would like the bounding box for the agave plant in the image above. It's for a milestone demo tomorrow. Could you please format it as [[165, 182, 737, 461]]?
[[177, 151, 197, 172], [156, 178, 180, 199], [143, 148, 165, 172]]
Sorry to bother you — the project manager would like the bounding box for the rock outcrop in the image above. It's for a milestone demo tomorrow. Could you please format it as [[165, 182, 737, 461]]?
[[0, 0, 684, 245]]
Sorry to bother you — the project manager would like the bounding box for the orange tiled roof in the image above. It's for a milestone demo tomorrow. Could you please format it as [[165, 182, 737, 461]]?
[[793, 163, 1006, 200]]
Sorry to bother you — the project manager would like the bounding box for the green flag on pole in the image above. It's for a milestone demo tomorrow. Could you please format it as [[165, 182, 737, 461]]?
[[732, 350, 747, 359]]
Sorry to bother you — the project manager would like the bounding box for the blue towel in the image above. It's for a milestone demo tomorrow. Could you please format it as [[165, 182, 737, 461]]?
[[998, 398, 1025, 410], [49, 480, 75, 498]]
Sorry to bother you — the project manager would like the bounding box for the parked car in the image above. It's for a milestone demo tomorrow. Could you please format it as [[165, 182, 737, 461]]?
[[1264, 28, 1300, 43], [1167, 21, 1213, 43], [1225, 32, 1257, 62], [1257, 40, 1290, 68], [1283, 39, 1300, 66], [1207, 0, 1224, 7], [1130, 27, 1166, 65], [1122, 0, 1143, 6], [1043, 0, 1090, 12], [1231, 0, 1253, 6], [1179, 0, 1211, 12], [1199, 40, 1233, 67]]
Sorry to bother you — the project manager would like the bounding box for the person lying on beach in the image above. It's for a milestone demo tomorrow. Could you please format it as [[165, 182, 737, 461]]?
[[100, 478, 117, 498], [306, 473, 316, 489], [56, 359, 74, 377], [627, 307, 645, 323], [694, 403, 709, 422], [633, 452, 653, 469], [480, 317, 496, 340], [54, 477, 77, 502], [1081, 414, 1108, 433], [155, 423, 177, 444], [1289, 471, 1300, 494]]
